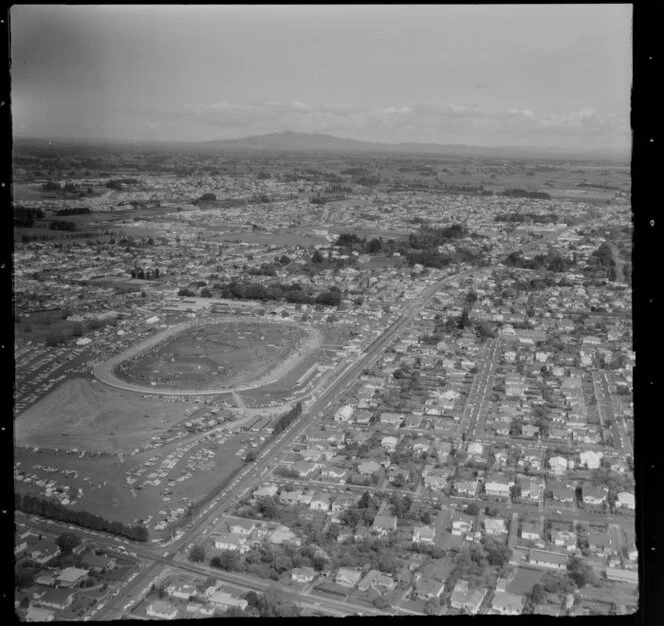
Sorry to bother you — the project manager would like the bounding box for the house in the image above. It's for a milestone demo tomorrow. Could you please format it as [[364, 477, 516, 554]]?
[[25, 607, 55, 622], [379, 412, 404, 427], [228, 518, 256, 536], [35, 588, 75, 611], [467, 442, 484, 457], [335, 567, 363, 587], [483, 518, 507, 536], [357, 460, 381, 475], [55, 567, 89, 588], [301, 448, 322, 462], [332, 494, 358, 512], [358, 569, 397, 593], [412, 525, 436, 544], [279, 489, 302, 505], [334, 405, 354, 422], [320, 466, 348, 481], [28, 540, 61, 565], [534, 604, 561, 616], [405, 414, 423, 428], [353, 409, 372, 424], [453, 479, 478, 497], [520, 521, 541, 541], [588, 530, 612, 554], [372, 513, 398, 535], [381, 435, 399, 451], [449, 580, 486, 614], [550, 482, 575, 504], [484, 475, 513, 499], [80, 552, 117, 573], [520, 477, 545, 501], [552, 530, 577, 551], [605, 567, 639, 585], [522, 425, 539, 439], [579, 450, 603, 470], [212, 532, 248, 553], [423, 469, 449, 490], [414, 577, 446, 600], [491, 591, 525, 615], [616, 491, 635, 510], [310, 493, 331, 511], [166, 582, 198, 600], [209, 590, 249, 611], [549, 456, 569, 474], [451, 512, 474, 536], [35, 571, 57, 587], [292, 567, 316, 584], [528, 548, 568, 569], [582, 485, 606, 507], [291, 461, 318, 478], [268, 525, 300, 546], [254, 484, 279, 498]]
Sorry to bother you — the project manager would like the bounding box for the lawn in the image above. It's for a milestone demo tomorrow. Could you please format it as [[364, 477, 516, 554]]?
[[507, 566, 546, 596]]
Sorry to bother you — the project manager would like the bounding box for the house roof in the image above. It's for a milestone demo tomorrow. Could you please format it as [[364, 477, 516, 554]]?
[[492, 591, 524, 612], [529, 549, 568, 565]]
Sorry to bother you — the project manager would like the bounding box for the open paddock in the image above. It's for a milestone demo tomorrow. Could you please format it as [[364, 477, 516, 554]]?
[[14, 377, 200, 453], [507, 566, 546, 596]]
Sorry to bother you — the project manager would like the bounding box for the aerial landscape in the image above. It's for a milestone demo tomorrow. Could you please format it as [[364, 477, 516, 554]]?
[[11, 5, 637, 621]]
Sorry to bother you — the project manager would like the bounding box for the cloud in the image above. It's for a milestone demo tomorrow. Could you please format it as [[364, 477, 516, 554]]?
[[130, 100, 628, 144]]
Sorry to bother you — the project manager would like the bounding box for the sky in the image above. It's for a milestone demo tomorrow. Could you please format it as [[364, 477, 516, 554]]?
[[10, 5, 632, 151]]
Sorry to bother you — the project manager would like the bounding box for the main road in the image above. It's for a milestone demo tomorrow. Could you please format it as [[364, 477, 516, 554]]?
[[83, 222, 590, 619]]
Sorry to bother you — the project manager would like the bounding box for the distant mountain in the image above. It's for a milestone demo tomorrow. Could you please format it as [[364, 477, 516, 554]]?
[[201, 131, 629, 161]]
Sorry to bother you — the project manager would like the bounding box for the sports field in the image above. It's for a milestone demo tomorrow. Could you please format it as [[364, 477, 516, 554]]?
[[98, 318, 322, 394], [14, 377, 200, 453]]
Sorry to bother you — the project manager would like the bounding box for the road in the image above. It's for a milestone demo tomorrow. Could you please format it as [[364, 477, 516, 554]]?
[[462, 338, 502, 440], [592, 370, 631, 452], [35, 222, 592, 619]]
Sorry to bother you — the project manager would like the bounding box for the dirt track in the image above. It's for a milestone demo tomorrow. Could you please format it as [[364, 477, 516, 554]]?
[[93, 317, 322, 396]]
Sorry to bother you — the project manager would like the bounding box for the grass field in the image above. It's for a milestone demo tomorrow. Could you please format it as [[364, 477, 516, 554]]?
[[14, 377, 199, 453], [115, 320, 308, 391], [507, 566, 546, 596]]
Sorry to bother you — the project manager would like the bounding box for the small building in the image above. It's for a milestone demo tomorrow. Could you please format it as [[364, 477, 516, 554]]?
[[55, 567, 89, 588], [605, 567, 639, 585], [528, 548, 568, 570], [372, 513, 398, 535], [335, 567, 363, 588], [292, 567, 316, 584], [412, 525, 436, 544], [209, 590, 248, 612], [491, 590, 525, 615]]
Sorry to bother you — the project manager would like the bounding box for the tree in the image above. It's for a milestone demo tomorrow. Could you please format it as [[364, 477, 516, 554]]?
[[188, 544, 205, 563], [244, 450, 257, 462], [424, 598, 439, 615], [530, 583, 544, 605], [373, 596, 389, 610], [212, 550, 240, 571], [465, 502, 480, 516], [55, 533, 81, 553], [225, 606, 245, 617]]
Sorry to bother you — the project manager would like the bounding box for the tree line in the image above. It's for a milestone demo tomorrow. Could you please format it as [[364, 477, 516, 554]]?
[[15, 492, 149, 542], [272, 401, 303, 435], [14, 206, 45, 227]]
